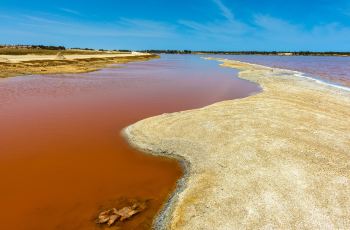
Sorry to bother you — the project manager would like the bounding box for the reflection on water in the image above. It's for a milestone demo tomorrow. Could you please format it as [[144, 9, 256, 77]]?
[[0, 55, 260, 229], [209, 55, 350, 88]]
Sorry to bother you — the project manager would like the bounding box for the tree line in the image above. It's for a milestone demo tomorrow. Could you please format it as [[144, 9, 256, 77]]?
[[1, 45, 349, 56], [0, 44, 66, 50]]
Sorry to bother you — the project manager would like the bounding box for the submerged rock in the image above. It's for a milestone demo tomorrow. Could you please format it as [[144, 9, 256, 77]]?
[[97, 208, 118, 224], [96, 200, 146, 227], [107, 214, 120, 226]]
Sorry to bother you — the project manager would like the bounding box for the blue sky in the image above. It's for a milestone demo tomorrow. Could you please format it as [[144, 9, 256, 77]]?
[[1, 0, 350, 51]]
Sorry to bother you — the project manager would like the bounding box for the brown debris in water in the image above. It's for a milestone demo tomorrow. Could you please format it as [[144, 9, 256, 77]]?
[[97, 201, 146, 227]]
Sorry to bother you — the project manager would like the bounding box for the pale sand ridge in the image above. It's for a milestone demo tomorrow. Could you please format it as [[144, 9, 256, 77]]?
[[0, 53, 149, 63], [125, 58, 350, 229], [0, 53, 157, 78]]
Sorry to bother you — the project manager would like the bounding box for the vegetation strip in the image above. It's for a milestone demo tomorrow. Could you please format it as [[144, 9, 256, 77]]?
[[0, 51, 159, 78]]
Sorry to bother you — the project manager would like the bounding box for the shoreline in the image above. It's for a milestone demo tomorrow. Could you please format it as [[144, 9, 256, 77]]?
[[212, 58, 350, 92], [123, 57, 262, 229], [0, 53, 159, 78], [123, 126, 192, 229], [125, 58, 350, 229]]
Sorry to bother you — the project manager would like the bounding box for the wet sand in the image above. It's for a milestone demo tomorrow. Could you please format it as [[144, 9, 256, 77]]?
[[0, 55, 259, 229], [125, 58, 350, 229]]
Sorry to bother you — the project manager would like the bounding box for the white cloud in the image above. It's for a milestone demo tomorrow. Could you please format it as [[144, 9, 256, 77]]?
[[1, 3, 350, 51], [179, 19, 249, 37], [212, 0, 235, 22], [117, 18, 176, 37], [1, 12, 176, 38], [179, 0, 250, 40], [22, 15, 68, 25], [59, 8, 81, 16], [253, 14, 350, 50], [178, 1, 350, 51], [254, 15, 300, 33]]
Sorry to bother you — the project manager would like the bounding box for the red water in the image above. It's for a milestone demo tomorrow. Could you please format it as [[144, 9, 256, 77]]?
[[0, 55, 260, 229]]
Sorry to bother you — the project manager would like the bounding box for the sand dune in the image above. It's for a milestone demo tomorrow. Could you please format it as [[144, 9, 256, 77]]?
[[125, 58, 350, 229]]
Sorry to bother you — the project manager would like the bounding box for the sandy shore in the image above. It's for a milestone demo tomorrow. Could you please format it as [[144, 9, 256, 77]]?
[[125, 58, 350, 229], [0, 52, 158, 78]]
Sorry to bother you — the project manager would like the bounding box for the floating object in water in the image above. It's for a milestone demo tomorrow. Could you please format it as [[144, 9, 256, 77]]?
[[97, 200, 146, 227]]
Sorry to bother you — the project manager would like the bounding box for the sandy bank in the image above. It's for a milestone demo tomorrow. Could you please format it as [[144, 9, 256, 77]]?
[[125, 58, 350, 229], [0, 53, 158, 78]]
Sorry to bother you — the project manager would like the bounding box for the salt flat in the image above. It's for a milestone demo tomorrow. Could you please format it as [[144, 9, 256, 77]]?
[[125, 58, 350, 229]]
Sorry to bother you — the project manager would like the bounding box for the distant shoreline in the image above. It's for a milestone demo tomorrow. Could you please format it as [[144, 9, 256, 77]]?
[[211, 58, 350, 91], [143, 50, 350, 56], [1, 45, 349, 57]]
